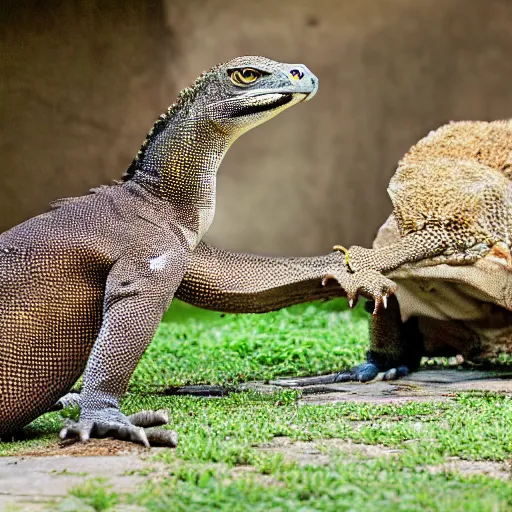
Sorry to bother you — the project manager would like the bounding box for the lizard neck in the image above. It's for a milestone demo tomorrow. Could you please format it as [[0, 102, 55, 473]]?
[[130, 118, 235, 248], [132, 120, 232, 209]]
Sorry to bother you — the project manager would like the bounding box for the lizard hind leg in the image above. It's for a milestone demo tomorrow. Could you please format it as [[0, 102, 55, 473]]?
[[273, 296, 421, 388]]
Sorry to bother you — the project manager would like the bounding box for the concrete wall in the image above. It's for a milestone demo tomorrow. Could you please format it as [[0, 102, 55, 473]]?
[[2, 0, 512, 255], [1, 0, 174, 232]]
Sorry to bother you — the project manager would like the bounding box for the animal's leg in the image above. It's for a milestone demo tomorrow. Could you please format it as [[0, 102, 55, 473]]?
[[333, 295, 423, 382], [60, 250, 186, 447], [176, 242, 397, 314], [346, 224, 492, 280], [275, 295, 422, 387]]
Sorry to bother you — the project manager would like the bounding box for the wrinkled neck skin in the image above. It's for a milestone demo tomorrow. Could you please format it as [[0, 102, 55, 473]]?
[[132, 118, 234, 245]]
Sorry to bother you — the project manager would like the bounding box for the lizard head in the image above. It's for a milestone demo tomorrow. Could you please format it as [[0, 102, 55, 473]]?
[[180, 56, 318, 136], [124, 56, 318, 182]]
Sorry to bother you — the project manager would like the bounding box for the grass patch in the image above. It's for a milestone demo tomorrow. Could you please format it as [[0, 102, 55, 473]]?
[[133, 299, 369, 389], [2, 299, 512, 510]]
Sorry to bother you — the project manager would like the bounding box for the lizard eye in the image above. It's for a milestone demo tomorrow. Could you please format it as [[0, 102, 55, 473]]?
[[229, 68, 262, 86]]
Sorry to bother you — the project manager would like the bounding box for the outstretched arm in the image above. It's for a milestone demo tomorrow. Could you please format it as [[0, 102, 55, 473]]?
[[175, 242, 397, 313], [347, 231, 449, 273]]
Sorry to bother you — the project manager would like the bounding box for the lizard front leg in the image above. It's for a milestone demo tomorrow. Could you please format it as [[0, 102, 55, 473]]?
[[176, 242, 397, 313], [344, 226, 478, 276], [60, 249, 186, 447]]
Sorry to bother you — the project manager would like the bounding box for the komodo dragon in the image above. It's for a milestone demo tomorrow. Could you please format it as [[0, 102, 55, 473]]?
[[2, 56, 383, 446], [175, 120, 512, 383]]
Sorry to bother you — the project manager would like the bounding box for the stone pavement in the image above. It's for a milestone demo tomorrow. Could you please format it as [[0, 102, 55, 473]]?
[[277, 368, 512, 405]]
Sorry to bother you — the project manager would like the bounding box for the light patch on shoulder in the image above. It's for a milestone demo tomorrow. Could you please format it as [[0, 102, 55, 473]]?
[[149, 252, 169, 270]]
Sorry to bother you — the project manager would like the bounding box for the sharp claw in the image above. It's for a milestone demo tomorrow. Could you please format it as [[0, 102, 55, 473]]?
[[347, 292, 357, 309], [383, 295, 388, 309], [134, 426, 150, 448], [79, 430, 90, 443], [322, 274, 335, 287], [373, 297, 382, 315]]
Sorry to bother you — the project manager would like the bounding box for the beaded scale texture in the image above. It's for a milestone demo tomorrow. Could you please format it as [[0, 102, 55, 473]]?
[[0, 56, 336, 445]]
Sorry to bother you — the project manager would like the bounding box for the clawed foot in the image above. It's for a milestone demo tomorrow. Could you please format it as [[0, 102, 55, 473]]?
[[324, 245, 397, 314], [59, 408, 178, 448], [333, 363, 409, 383], [273, 362, 410, 387], [323, 268, 397, 314]]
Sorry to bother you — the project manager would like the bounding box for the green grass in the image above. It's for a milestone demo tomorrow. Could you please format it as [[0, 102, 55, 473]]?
[[3, 299, 512, 511], [54, 391, 512, 511], [133, 299, 369, 389]]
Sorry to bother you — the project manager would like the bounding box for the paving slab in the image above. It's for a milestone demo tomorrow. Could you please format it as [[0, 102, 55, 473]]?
[[161, 368, 512, 405], [0, 442, 160, 511], [271, 369, 512, 405], [3, 368, 512, 510]]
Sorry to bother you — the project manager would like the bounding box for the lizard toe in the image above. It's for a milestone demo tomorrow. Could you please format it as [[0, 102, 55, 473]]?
[[60, 420, 94, 443], [60, 419, 150, 447], [128, 409, 169, 428], [322, 267, 397, 310], [52, 392, 81, 411], [334, 363, 380, 383], [382, 365, 409, 381], [144, 427, 178, 447], [60, 408, 177, 447]]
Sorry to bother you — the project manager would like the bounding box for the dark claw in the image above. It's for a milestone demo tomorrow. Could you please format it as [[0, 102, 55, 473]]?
[[334, 363, 379, 383], [383, 365, 409, 381]]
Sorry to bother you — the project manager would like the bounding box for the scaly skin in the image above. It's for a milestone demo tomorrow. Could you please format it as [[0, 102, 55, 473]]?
[[334, 120, 512, 380], [175, 242, 397, 313], [0, 56, 338, 446]]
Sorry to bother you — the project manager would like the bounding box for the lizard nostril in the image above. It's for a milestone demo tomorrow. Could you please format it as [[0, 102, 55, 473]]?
[[290, 68, 305, 80]]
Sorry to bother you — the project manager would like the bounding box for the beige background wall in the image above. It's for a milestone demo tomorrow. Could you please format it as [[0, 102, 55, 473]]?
[[2, 0, 512, 255]]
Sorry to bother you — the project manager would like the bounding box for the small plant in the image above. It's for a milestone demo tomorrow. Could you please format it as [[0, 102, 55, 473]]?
[[68, 479, 119, 511]]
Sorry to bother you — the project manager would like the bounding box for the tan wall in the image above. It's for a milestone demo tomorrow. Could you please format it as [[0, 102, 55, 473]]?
[[2, 0, 512, 255], [1, 0, 175, 231]]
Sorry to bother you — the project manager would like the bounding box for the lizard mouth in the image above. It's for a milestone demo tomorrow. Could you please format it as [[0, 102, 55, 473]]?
[[232, 93, 294, 117]]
